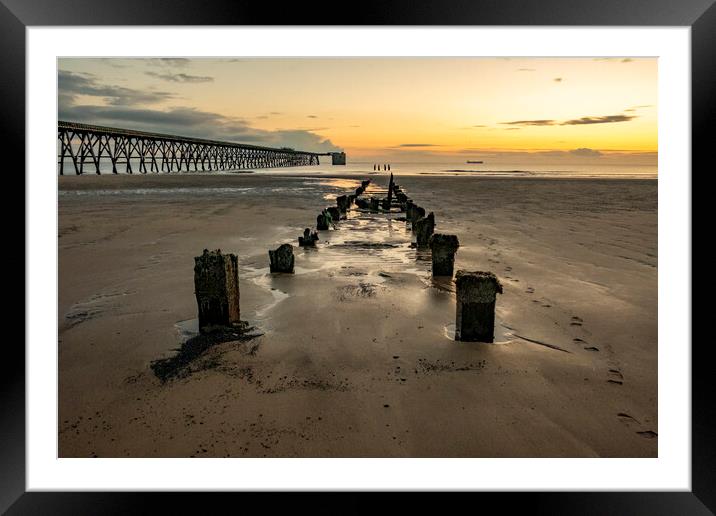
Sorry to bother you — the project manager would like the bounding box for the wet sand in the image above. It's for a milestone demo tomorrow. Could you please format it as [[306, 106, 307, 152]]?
[[58, 173, 657, 457]]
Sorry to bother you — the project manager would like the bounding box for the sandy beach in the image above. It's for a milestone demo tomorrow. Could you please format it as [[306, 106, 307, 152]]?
[[58, 173, 657, 458]]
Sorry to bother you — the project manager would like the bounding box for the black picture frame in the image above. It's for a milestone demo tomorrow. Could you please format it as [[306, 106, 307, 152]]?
[[3, 0, 711, 513]]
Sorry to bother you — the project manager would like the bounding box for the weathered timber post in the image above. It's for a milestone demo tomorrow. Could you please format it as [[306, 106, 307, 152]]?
[[455, 270, 503, 342], [317, 212, 329, 230], [337, 195, 349, 214], [327, 206, 341, 221], [355, 197, 370, 209], [269, 244, 295, 273], [298, 228, 318, 247], [387, 173, 394, 206], [429, 234, 460, 277], [415, 212, 435, 248], [406, 201, 415, 220], [410, 206, 426, 227], [194, 249, 241, 333]]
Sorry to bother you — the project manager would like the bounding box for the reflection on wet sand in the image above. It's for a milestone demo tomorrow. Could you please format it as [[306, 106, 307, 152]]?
[[58, 173, 657, 458]]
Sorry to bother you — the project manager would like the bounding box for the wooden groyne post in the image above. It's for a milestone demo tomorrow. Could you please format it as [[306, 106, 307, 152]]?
[[429, 234, 460, 277], [269, 244, 295, 273], [415, 212, 435, 248], [387, 173, 394, 206], [455, 270, 503, 342], [337, 195, 349, 215], [194, 249, 241, 333]]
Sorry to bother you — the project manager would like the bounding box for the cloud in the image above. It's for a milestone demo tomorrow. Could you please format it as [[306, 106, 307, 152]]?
[[145, 71, 214, 83], [594, 57, 638, 63], [145, 58, 191, 67], [502, 119, 556, 126], [501, 113, 637, 127], [57, 69, 339, 153], [561, 114, 636, 125], [58, 70, 174, 106], [553, 77, 563, 82], [307, 115, 318, 118], [396, 144, 440, 148], [517, 68, 535, 72], [504, 127, 521, 131], [58, 102, 342, 153], [568, 147, 603, 157], [98, 59, 128, 69]]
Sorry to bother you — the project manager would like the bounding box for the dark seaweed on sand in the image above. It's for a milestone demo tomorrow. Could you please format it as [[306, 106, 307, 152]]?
[[150, 322, 262, 383]]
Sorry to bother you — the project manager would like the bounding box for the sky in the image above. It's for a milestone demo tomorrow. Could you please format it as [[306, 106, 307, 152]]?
[[58, 57, 657, 165]]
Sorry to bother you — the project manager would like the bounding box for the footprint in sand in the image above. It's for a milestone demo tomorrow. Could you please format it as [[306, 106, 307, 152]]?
[[607, 369, 624, 385], [617, 414, 658, 439], [570, 316, 583, 327], [504, 266, 512, 272], [637, 430, 658, 439], [617, 412, 640, 426], [525, 287, 535, 294]]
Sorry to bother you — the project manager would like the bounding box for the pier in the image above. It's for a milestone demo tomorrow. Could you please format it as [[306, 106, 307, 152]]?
[[57, 121, 345, 175]]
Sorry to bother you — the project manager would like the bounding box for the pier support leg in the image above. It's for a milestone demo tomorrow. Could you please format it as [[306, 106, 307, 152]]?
[[194, 249, 241, 333], [455, 270, 503, 342]]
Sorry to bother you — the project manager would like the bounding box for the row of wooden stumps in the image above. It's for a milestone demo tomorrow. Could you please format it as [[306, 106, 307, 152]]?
[[265, 179, 373, 274], [192, 175, 503, 343], [190, 180, 373, 333], [380, 174, 504, 342]]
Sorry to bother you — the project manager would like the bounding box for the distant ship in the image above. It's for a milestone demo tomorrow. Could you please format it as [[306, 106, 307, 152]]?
[[466, 160, 484, 164]]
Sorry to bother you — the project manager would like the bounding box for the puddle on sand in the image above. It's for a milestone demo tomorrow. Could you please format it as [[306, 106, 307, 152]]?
[[235, 179, 432, 323], [247, 270, 291, 327], [302, 201, 427, 274], [175, 318, 199, 342], [443, 321, 512, 343]]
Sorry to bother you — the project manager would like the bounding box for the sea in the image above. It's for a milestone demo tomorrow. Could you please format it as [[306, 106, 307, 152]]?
[[58, 159, 657, 179]]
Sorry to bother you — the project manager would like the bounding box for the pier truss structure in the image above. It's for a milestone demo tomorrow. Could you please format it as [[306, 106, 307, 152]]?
[[57, 121, 336, 175]]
